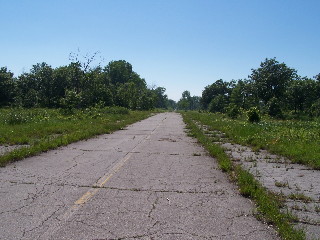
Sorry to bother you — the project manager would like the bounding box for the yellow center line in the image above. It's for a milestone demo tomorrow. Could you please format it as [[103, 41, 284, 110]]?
[[40, 115, 164, 239], [72, 120, 162, 207]]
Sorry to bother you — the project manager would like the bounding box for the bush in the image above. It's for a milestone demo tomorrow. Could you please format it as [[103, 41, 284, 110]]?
[[103, 106, 130, 115], [227, 104, 241, 119], [247, 107, 260, 123]]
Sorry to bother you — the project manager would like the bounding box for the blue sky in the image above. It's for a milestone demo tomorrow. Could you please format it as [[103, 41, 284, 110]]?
[[1, 0, 319, 101]]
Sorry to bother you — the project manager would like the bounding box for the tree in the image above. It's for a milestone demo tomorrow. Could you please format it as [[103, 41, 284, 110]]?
[[104, 60, 133, 86], [152, 87, 168, 109], [285, 78, 318, 113], [250, 58, 298, 104], [166, 99, 177, 110], [208, 95, 228, 113], [230, 79, 257, 109], [201, 79, 231, 110], [0, 67, 16, 106], [177, 91, 201, 110]]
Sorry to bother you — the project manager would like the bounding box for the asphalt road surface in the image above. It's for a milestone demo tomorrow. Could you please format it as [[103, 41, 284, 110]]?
[[0, 112, 279, 240]]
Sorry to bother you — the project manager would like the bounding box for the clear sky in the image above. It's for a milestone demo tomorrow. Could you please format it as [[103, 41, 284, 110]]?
[[1, 0, 319, 101]]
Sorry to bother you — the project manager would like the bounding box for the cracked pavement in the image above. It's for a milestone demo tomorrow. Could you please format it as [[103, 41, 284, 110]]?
[[0, 113, 278, 239]]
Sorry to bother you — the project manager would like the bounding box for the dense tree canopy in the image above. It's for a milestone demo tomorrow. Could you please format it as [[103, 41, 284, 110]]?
[[177, 90, 200, 110], [201, 58, 320, 118], [250, 58, 298, 104], [0, 58, 175, 110]]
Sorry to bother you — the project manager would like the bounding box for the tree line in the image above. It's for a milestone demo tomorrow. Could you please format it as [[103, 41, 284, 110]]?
[[0, 58, 175, 110], [177, 58, 320, 119]]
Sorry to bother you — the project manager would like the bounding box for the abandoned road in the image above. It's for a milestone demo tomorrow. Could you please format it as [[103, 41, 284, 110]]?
[[0, 112, 279, 240]]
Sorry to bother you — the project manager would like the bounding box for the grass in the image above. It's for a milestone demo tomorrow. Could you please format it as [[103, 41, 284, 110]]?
[[183, 111, 320, 169], [0, 107, 153, 167], [182, 111, 306, 240], [288, 193, 313, 203], [275, 181, 289, 188]]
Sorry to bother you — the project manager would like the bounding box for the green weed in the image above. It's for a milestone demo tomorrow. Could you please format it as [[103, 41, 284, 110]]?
[[182, 111, 320, 169], [0, 108, 152, 167], [288, 193, 313, 203], [181, 111, 306, 240]]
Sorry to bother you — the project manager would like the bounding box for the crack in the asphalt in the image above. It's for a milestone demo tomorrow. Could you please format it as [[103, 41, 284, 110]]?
[[1, 179, 228, 195], [147, 194, 159, 218]]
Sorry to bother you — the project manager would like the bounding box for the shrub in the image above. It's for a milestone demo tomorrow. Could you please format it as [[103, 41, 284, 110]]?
[[103, 106, 130, 115], [247, 107, 260, 123], [227, 104, 241, 119]]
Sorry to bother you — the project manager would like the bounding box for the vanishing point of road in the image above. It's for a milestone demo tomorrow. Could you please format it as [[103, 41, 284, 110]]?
[[0, 113, 279, 239]]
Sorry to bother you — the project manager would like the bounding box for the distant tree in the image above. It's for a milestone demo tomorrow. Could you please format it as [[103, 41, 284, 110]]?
[[152, 87, 168, 109], [208, 95, 228, 113], [81, 67, 113, 107], [190, 96, 201, 110], [285, 78, 318, 113], [177, 91, 191, 110], [250, 58, 298, 104], [138, 90, 155, 110], [105, 60, 133, 85], [230, 79, 257, 109], [201, 79, 231, 110], [4, 56, 167, 110], [177, 91, 200, 110], [0, 67, 16, 106], [166, 99, 177, 109]]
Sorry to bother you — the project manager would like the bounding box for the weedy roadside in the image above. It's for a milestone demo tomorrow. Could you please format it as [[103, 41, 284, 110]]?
[[0, 107, 153, 167], [182, 112, 306, 240]]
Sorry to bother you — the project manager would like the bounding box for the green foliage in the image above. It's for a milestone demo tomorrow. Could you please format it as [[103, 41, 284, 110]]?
[[1, 56, 172, 110], [183, 111, 320, 169], [267, 97, 283, 119], [6, 109, 30, 125], [208, 95, 228, 113], [0, 67, 16, 106], [182, 112, 306, 240], [201, 79, 231, 109], [250, 58, 298, 103], [177, 90, 200, 110], [0, 108, 152, 167], [60, 89, 83, 110], [310, 99, 320, 117], [102, 106, 130, 114], [247, 107, 260, 123], [227, 104, 241, 119]]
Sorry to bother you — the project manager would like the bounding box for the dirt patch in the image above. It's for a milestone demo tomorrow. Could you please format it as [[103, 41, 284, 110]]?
[[196, 122, 320, 240]]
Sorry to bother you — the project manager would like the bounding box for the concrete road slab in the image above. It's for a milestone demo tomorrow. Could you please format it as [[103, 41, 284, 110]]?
[[0, 113, 279, 240]]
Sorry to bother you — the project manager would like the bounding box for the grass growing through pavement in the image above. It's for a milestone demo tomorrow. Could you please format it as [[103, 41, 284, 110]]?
[[182, 112, 306, 240], [0, 107, 153, 167], [184, 112, 320, 169]]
